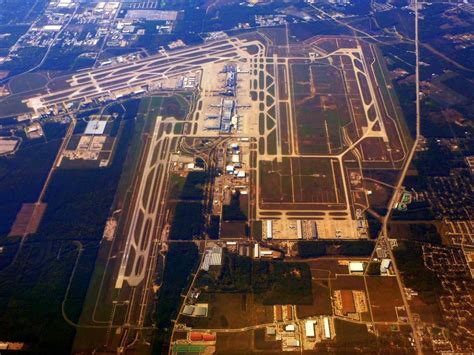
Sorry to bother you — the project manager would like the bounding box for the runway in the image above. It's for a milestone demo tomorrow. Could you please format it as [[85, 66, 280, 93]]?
[[24, 37, 263, 111]]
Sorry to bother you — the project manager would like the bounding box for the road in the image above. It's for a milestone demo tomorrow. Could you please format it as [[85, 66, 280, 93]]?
[[371, 2, 423, 353]]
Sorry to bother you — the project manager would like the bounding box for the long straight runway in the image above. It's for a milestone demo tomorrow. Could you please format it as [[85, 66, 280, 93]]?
[[23, 38, 263, 111]]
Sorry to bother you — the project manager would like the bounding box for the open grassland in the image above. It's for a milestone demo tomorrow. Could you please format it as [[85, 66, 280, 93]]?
[[290, 62, 352, 154]]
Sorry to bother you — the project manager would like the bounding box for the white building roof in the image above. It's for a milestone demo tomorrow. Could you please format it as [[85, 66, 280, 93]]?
[[43, 25, 62, 31], [323, 317, 331, 339], [297, 220, 303, 239], [201, 246, 223, 271], [253, 244, 259, 258], [305, 320, 316, 337], [266, 220, 273, 239], [183, 305, 194, 315], [381, 259, 391, 268], [348, 261, 364, 272], [266, 327, 276, 335], [85, 120, 106, 135], [287, 339, 300, 347]]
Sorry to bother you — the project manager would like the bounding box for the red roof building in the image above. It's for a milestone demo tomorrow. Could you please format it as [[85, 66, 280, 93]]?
[[341, 290, 356, 315], [189, 333, 203, 342]]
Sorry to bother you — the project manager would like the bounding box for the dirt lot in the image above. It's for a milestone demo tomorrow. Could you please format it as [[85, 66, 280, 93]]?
[[366, 276, 404, 322], [216, 330, 253, 353]]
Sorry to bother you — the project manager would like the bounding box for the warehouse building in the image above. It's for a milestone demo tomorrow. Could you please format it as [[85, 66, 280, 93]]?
[[305, 320, 316, 338]]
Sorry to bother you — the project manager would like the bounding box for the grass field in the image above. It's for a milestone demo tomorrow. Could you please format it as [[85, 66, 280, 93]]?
[[331, 318, 377, 349], [8, 72, 48, 94], [138, 94, 191, 121], [290, 62, 352, 154], [297, 240, 375, 258]]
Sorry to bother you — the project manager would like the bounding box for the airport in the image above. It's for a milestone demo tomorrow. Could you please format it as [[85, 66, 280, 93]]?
[[3, 30, 414, 354]]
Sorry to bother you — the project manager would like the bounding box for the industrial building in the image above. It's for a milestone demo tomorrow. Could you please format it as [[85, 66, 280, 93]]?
[[275, 305, 283, 322], [266, 327, 276, 336], [286, 339, 300, 347]]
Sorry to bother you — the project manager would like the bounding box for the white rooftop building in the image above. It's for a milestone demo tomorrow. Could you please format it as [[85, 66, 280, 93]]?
[[266, 220, 273, 240], [287, 339, 300, 347], [85, 120, 107, 135], [323, 317, 331, 339], [43, 25, 62, 31], [348, 261, 365, 273], [380, 258, 392, 274], [201, 246, 223, 271], [305, 320, 316, 337]]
